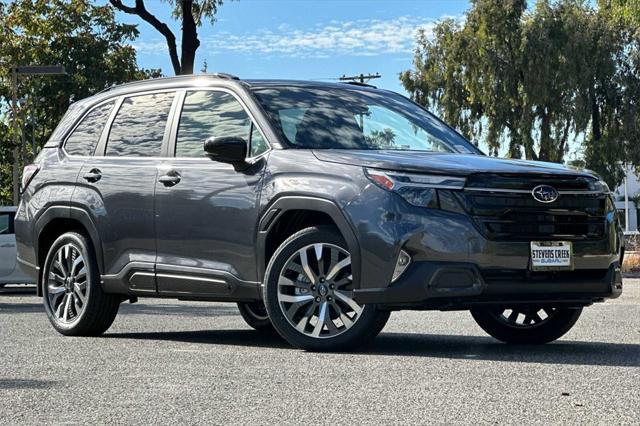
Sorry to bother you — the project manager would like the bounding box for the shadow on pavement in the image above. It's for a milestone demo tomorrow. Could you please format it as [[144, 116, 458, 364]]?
[[104, 328, 640, 367], [0, 285, 37, 297], [118, 303, 241, 317], [369, 332, 640, 367], [0, 302, 42, 313]]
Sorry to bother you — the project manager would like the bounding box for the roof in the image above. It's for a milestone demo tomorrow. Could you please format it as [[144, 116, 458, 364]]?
[[96, 74, 381, 96]]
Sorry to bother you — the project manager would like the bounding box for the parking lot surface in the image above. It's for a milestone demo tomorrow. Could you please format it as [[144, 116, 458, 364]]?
[[1, 281, 638, 425]]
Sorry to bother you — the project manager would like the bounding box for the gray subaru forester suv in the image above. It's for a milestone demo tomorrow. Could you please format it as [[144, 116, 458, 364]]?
[[15, 74, 623, 351]]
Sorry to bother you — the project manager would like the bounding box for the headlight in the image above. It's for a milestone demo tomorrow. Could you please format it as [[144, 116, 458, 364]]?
[[364, 168, 466, 208]]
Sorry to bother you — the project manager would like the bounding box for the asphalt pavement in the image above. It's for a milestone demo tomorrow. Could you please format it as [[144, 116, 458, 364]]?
[[1, 281, 638, 425]]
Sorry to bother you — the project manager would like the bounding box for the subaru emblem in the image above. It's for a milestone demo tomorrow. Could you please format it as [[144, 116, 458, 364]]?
[[531, 185, 559, 203]]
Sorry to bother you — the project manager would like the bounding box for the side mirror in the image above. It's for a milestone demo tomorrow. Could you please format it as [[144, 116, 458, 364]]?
[[204, 136, 247, 163]]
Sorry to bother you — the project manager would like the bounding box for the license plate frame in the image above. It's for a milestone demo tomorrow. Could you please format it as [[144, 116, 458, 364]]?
[[530, 241, 573, 271]]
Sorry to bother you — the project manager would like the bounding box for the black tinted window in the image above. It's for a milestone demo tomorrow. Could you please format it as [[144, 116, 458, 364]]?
[[64, 102, 115, 156], [106, 92, 174, 157], [176, 91, 251, 157], [0, 212, 14, 235]]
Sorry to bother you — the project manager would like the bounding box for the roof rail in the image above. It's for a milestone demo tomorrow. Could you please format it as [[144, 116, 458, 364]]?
[[97, 73, 241, 94]]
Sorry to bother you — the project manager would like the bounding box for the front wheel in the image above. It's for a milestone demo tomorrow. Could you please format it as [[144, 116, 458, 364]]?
[[471, 306, 583, 344], [263, 226, 389, 351]]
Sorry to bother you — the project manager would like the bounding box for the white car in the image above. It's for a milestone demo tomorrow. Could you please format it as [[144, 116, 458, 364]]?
[[0, 206, 33, 287]]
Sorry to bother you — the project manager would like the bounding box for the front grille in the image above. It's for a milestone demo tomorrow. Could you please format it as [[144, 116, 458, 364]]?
[[460, 174, 609, 241]]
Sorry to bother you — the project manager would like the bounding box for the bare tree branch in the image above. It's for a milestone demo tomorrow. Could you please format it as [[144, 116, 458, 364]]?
[[109, 0, 182, 75]]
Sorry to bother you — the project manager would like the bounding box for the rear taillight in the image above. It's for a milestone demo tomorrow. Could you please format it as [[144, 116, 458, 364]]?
[[21, 164, 40, 193]]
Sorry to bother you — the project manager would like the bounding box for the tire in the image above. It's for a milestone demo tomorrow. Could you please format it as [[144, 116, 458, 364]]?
[[42, 232, 120, 336], [471, 306, 583, 344], [263, 226, 390, 351], [237, 301, 274, 332]]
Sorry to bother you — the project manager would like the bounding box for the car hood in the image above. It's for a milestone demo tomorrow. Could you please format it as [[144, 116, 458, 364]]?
[[312, 150, 595, 178]]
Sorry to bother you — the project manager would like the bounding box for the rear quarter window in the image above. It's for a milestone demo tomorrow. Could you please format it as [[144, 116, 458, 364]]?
[[64, 101, 115, 156]]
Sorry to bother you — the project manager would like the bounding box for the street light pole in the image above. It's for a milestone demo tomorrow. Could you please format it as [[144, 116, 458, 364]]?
[[10, 68, 20, 206]]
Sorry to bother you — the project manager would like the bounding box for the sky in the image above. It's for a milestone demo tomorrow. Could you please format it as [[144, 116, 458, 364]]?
[[113, 0, 472, 94]]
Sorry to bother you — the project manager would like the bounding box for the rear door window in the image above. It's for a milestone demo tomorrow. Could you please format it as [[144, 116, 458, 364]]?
[[105, 92, 174, 157], [64, 101, 115, 156]]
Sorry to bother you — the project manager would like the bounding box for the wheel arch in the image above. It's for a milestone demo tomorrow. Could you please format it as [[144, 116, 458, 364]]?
[[34, 206, 103, 297], [256, 196, 361, 287]]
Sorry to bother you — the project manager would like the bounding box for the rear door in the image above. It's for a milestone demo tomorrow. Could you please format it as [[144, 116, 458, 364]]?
[[75, 91, 177, 293], [0, 210, 17, 277], [154, 89, 270, 297]]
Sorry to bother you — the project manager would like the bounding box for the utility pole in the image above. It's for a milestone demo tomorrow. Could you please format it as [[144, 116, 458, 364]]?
[[339, 73, 381, 85], [339, 73, 382, 129]]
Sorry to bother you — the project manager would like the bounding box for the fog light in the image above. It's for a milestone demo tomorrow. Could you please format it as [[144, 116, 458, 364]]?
[[392, 250, 411, 282]]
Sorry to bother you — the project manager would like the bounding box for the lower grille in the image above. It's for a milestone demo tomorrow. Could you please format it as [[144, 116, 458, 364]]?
[[481, 268, 609, 284]]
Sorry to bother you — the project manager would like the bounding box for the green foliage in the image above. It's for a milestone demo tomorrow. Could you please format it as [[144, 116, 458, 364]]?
[[167, 0, 226, 26], [401, 0, 640, 188], [0, 0, 160, 205]]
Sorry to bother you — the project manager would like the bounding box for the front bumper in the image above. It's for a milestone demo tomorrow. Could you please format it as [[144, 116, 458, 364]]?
[[344, 184, 624, 309], [353, 260, 622, 309]]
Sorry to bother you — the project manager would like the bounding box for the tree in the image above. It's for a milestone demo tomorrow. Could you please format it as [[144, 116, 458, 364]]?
[[365, 128, 397, 149], [401, 0, 640, 188], [0, 0, 159, 205], [109, 0, 228, 75]]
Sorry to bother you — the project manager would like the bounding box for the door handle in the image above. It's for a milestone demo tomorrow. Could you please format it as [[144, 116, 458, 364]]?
[[83, 168, 102, 183], [158, 172, 181, 187]]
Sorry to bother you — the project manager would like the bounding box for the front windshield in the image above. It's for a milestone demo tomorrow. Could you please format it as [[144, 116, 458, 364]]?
[[251, 86, 479, 154]]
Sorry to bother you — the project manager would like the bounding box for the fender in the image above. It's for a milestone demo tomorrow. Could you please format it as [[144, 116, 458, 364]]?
[[34, 205, 104, 272], [256, 195, 361, 287]]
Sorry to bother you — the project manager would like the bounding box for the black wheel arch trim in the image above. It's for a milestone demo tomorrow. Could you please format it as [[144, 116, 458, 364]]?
[[256, 195, 361, 287], [33, 205, 104, 273]]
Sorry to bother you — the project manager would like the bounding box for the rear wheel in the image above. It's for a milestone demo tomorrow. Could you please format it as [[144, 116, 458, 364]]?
[[471, 306, 582, 344], [263, 226, 390, 351], [237, 301, 274, 332], [42, 232, 120, 336]]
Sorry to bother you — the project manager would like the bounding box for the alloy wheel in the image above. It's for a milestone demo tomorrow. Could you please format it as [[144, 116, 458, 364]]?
[[45, 243, 89, 324], [277, 243, 363, 339], [493, 306, 558, 328]]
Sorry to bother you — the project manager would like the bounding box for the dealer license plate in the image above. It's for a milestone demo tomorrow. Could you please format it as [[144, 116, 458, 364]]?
[[530, 241, 573, 271]]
